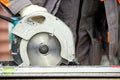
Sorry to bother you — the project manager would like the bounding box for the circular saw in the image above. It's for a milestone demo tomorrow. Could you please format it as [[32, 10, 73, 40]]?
[[12, 11, 75, 66]]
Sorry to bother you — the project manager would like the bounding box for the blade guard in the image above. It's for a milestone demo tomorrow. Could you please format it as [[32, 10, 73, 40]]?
[[12, 11, 75, 66]]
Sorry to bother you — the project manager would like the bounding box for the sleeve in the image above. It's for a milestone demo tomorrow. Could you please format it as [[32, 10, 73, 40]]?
[[8, 0, 32, 14], [30, 0, 46, 7]]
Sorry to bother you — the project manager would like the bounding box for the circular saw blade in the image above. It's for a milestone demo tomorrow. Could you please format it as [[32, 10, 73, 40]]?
[[27, 32, 62, 66]]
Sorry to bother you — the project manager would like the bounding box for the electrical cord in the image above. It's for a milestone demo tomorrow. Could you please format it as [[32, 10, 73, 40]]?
[[0, 14, 14, 23]]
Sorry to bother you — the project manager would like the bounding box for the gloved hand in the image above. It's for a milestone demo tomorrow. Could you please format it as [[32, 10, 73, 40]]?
[[19, 5, 47, 17]]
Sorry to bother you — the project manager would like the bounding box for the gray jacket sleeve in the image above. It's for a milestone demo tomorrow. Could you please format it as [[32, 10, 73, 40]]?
[[30, 0, 46, 7], [8, 0, 32, 14], [7, 0, 59, 15]]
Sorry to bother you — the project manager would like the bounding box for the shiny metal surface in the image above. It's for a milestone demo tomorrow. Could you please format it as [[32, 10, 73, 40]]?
[[27, 32, 62, 66]]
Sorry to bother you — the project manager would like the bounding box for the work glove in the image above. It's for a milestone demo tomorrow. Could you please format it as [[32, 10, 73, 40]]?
[[19, 5, 47, 17]]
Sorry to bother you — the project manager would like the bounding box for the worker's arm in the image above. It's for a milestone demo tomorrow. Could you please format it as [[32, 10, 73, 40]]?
[[0, 0, 47, 17], [0, 0, 32, 15]]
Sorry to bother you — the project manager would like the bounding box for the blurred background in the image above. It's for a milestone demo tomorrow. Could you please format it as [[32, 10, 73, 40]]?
[[0, 6, 11, 61]]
